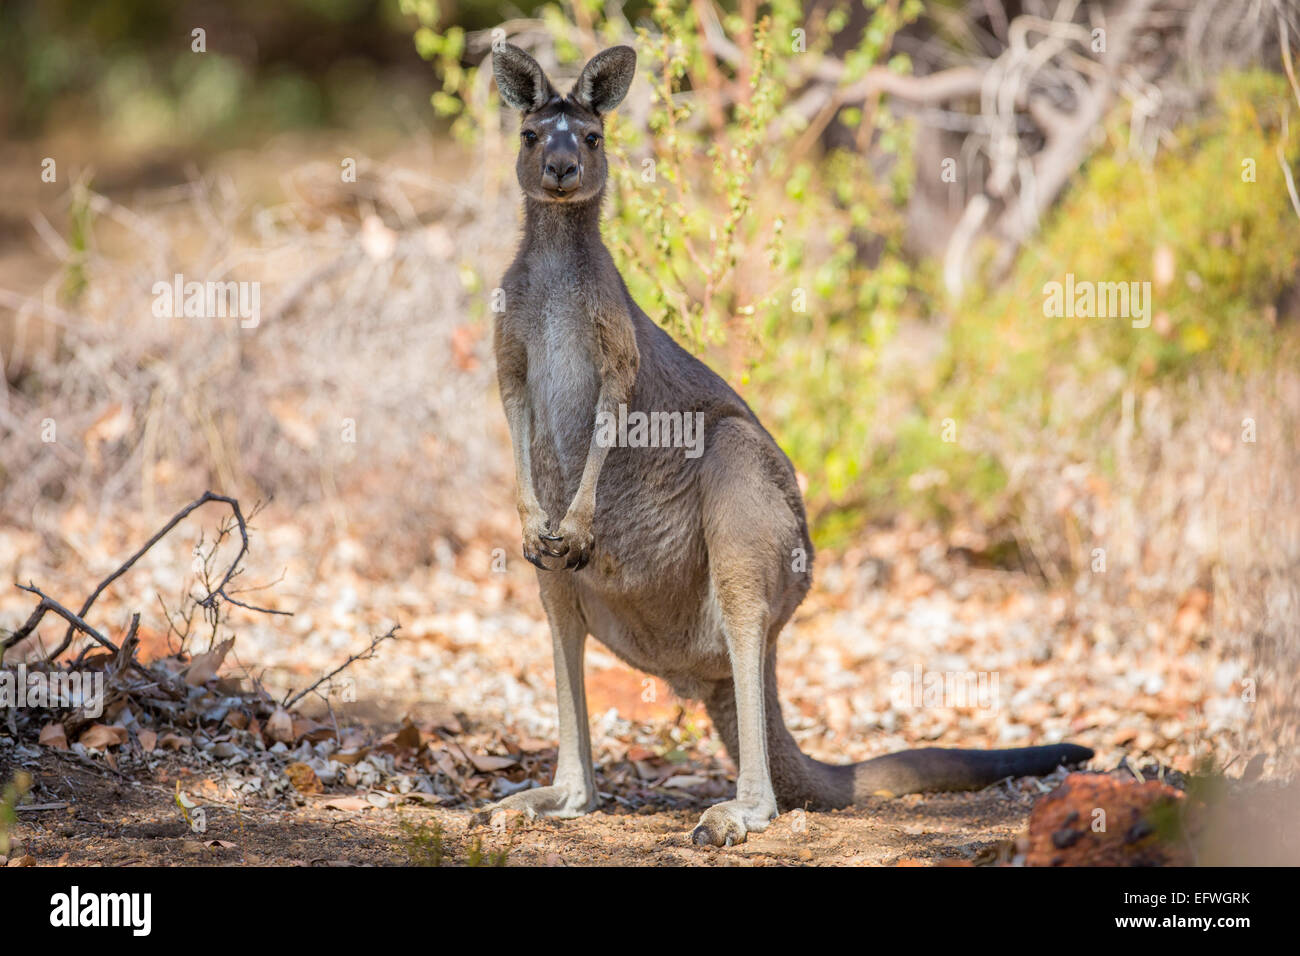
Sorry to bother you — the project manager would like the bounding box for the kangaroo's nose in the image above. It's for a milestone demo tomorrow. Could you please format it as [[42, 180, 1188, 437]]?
[[542, 159, 581, 191]]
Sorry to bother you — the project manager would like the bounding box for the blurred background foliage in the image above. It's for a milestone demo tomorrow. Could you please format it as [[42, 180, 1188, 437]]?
[[883, 71, 1300, 536], [2, 0, 1299, 572], [1, 0, 452, 146]]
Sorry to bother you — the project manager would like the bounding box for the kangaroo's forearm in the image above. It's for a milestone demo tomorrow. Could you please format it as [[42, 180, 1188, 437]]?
[[502, 390, 541, 514], [564, 310, 637, 522], [564, 382, 619, 521]]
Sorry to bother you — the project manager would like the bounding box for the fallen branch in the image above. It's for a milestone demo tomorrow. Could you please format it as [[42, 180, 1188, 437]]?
[[2, 490, 289, 660], [10, 584, 185, 699], [282, 625, 400, 710], [0, 495, 411, 799]]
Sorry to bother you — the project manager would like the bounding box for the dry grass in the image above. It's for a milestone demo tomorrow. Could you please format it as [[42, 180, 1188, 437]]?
[[984, 363, 1300, 774], [1, 141, 519, 570]]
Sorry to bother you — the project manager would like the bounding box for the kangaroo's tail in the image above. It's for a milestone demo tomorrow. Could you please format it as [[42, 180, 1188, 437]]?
[[705, 679, 1093, 811], [840, 743, 1094, 798]]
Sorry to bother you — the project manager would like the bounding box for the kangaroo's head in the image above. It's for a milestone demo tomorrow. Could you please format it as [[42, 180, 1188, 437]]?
[[492, 42, 635, 204]]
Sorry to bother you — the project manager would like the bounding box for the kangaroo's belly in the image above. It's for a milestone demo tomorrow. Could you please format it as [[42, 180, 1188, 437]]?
[[570, 443, 732, 693], [576, 576, 732, 697]]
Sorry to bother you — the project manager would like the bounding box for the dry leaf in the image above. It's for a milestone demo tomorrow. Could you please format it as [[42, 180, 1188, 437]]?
[[340, 731, 368, 750], [468, 753, 517, 773], [402, 792, 446, 805], [430, 749, 461, 780], [138, 729, 158, 753], [39, 722, 68, 751], [442, 742, 468, 763], [394, 719, 422, 750], [322, 796, 370, 812], [660, 774, 707, 790], [266, 707, 295, 744], [285, 762, 323, 794], [292, 717, 332, 743], [79, 724, 128, 749], [186, 637, 235, 686]]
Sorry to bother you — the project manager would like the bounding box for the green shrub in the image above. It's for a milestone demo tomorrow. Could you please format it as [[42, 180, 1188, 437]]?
[[861, 70, 1300, 541], [398, 815, 446, 866], [1, 772, 33, 857]]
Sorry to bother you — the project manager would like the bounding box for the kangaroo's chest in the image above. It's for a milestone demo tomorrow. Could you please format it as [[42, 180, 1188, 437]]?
[[524, 288, 601, 501]]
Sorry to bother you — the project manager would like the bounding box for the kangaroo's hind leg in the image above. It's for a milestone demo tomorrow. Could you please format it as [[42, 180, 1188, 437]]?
[[479, 574, 597, 819], [690, 419, 801, 846]]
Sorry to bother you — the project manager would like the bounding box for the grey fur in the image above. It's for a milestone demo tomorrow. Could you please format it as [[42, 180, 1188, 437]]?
[[493, 42, 558, 113], [571, 45, 636, 114], [482, 44, 1093, 846]]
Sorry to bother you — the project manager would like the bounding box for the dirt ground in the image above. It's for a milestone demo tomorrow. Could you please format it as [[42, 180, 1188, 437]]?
[[11, 748, 1051, 867], [0, 505, 1275, 868]]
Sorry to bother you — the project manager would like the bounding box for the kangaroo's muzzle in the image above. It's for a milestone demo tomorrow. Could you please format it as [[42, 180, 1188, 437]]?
[[542, 158, 581, 192]]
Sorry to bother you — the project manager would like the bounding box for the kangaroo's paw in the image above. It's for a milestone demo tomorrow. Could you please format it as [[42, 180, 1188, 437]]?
[[690, 798, 777, 847], [550, 509, 594, 571], [520, 515, 591, 571], [475, 784, 597, 824], [520, 509, 567, 571]]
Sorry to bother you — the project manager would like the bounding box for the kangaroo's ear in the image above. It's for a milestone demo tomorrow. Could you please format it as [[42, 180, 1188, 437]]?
[[571, 45, 636, 115], [492, 42, 556, 112]]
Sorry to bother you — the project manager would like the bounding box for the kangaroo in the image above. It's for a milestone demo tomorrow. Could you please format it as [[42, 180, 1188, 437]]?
[[485, 41, 1092, 847]]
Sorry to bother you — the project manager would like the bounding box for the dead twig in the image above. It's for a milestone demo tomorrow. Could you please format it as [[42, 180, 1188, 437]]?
[[2, 490, 289, 660], [282, 625, 400, 710], [10, 583, 186, 700]]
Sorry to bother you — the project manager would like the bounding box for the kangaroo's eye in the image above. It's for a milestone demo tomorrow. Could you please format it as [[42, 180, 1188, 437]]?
[[522, 130, 538, 146], [585, 132, 601, 148]]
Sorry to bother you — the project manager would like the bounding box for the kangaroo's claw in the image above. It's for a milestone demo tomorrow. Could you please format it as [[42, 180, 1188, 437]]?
[[536, 531, 567, 558]]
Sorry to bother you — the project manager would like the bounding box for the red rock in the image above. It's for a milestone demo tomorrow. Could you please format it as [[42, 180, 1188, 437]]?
[[1025, 772, 1192, 866]]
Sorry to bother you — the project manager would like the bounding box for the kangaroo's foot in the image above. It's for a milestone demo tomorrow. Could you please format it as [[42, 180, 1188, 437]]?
[[477, 784, 598, 823], [690, 797, 778, 847]]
